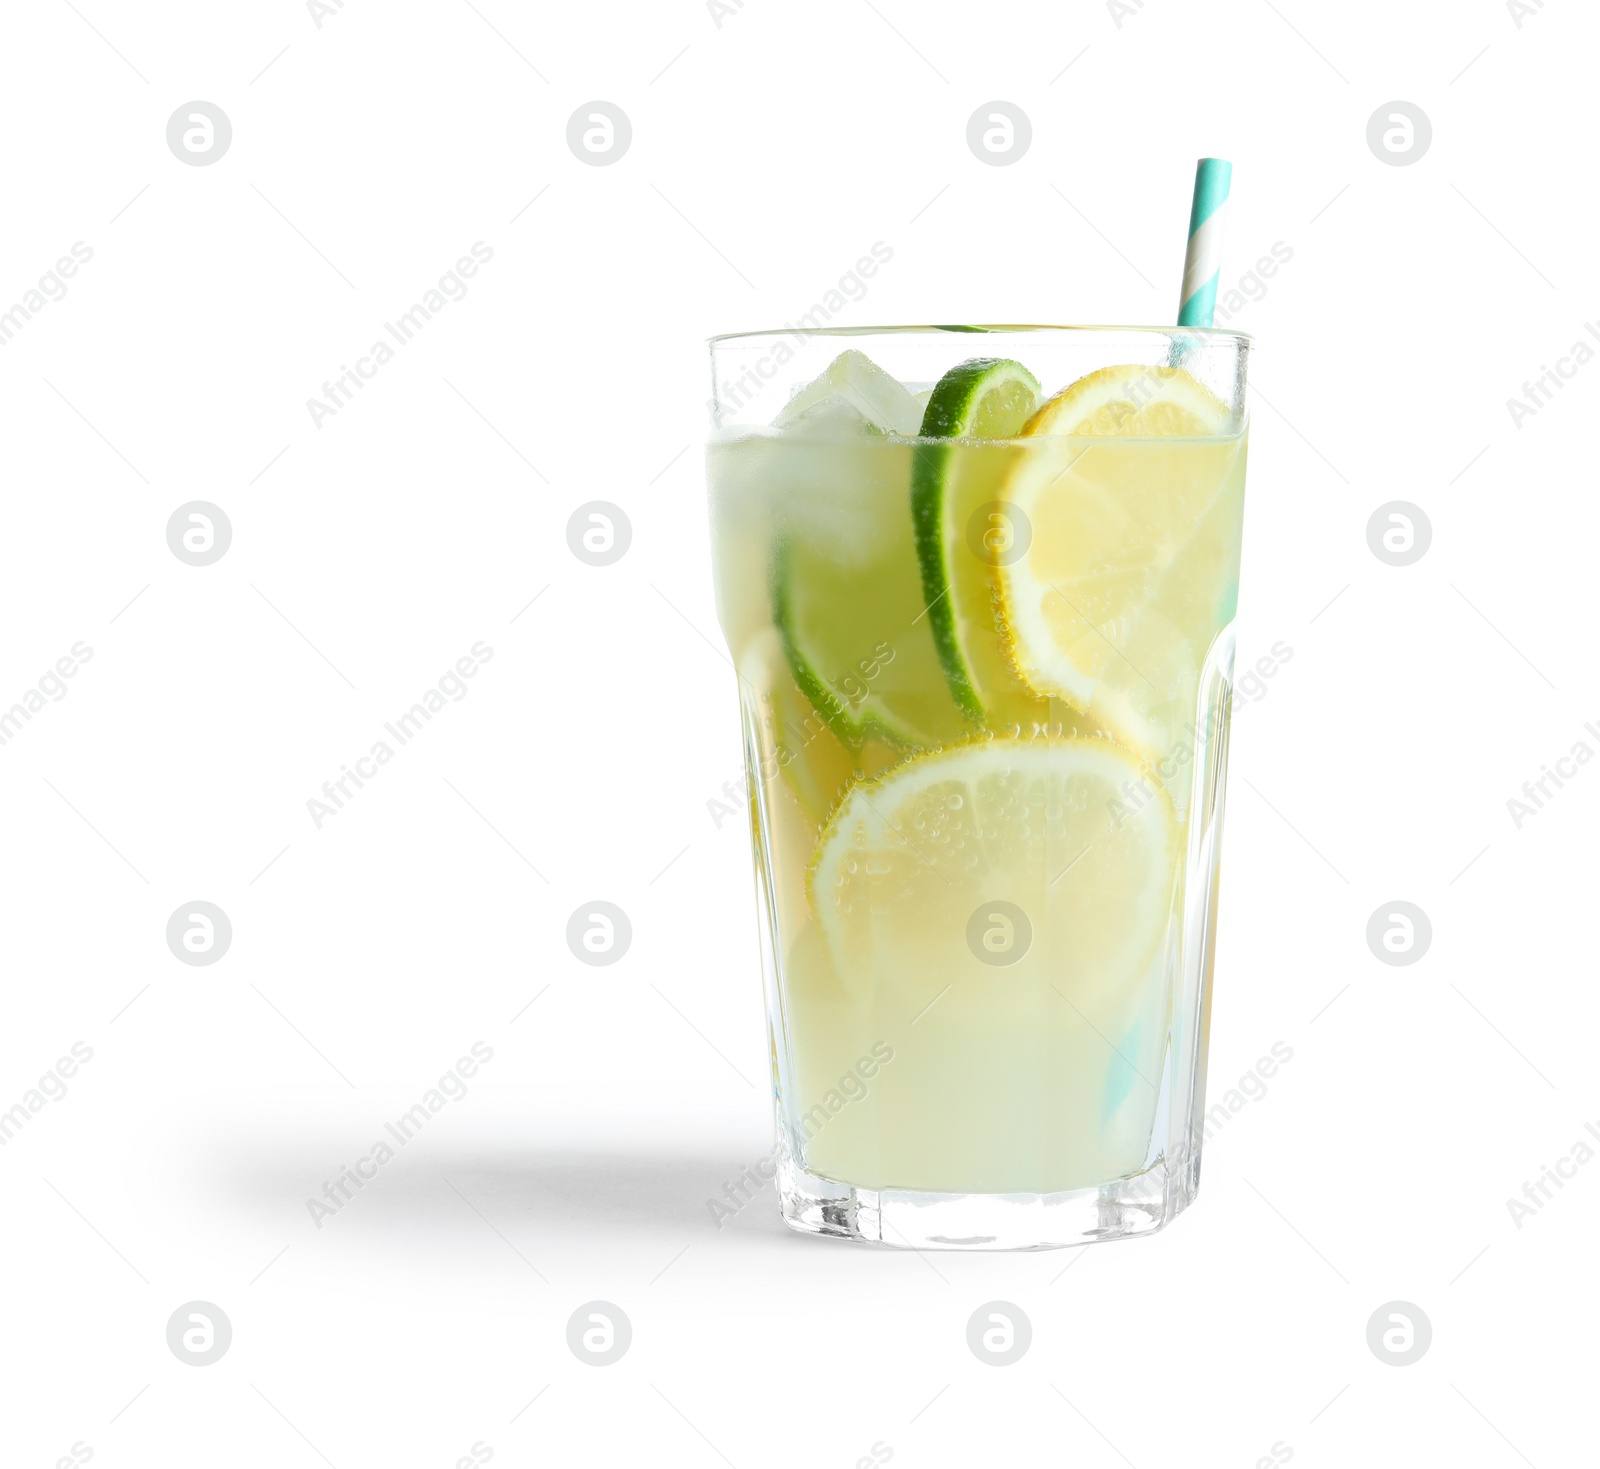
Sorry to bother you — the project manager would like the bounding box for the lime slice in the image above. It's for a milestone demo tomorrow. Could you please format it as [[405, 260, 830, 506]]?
[[809, 740, 1178, 1011], [743, 629, 902, 827], [771, 469, 971, 752], [916, 355, 1040, 444], [997, 364, 1247, 759], [909, 358, 1046, 726], [767, 351, 991, 752]]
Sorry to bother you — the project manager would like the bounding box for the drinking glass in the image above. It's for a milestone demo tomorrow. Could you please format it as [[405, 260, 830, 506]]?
[[707, 325, 1250, 1249]]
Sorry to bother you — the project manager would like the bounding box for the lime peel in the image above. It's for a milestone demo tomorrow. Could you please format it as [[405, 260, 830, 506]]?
[[910, 358, 1041, 723]]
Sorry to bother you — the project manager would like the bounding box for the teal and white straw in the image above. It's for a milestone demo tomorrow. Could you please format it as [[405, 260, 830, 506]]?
[[1177, 158, 1232, 328]]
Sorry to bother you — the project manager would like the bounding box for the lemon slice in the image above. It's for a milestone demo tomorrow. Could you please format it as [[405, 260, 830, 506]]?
[[997, 364, 1247, 759], [809, 740, 1178, 1012], [1024, 362, 1233, 437]]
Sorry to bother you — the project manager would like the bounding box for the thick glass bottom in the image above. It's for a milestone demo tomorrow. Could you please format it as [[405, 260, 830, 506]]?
[[777, 1146, 1200, 1251]]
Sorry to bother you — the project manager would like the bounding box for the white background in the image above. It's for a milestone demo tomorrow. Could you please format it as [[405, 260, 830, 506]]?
[[1, 0, 1594, 1465]]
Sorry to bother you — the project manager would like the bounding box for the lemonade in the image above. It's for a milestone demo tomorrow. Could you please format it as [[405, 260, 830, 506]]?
[[708, 328, 1250, 1248]]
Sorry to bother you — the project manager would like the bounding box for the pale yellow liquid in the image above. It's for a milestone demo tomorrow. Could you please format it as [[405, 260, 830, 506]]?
[[710, 429, 1246, 1195]]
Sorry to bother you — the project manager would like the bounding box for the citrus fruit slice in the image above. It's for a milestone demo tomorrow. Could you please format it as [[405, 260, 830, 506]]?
[[809, 740, 1178, 1013], [997, 364, 1247, 759], [909, 358, 1053, 730], [742, 629, 902, 828], [771, 477, 970, 752], [1023, 362, 1233, 437]]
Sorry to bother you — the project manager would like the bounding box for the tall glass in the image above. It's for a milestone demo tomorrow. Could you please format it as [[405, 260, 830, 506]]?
[[707, 326, 1250, 1249]]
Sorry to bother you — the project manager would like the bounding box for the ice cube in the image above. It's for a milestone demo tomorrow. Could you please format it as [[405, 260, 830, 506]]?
[[775, 349, 923, 437], [775, 395, 878, 436]]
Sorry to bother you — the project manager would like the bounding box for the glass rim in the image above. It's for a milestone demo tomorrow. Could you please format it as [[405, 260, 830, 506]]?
[[707, 323, 1253, 347]]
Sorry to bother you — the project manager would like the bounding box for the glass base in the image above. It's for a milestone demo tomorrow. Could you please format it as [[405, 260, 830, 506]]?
[[777, 1149, 1199, 1251]]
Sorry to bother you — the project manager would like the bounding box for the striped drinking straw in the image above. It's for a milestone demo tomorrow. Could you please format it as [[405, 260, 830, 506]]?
[[1177, 158, 1232, 328]]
